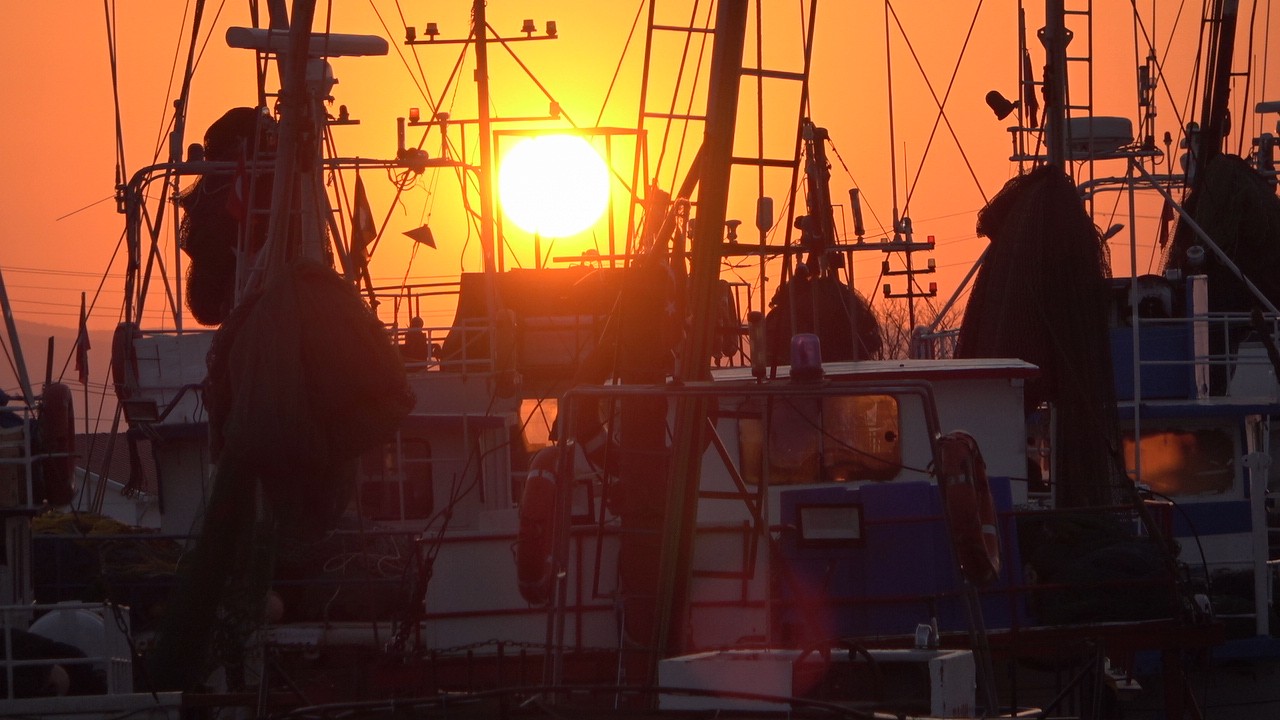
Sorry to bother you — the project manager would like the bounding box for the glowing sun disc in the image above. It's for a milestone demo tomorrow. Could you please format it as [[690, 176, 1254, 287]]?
[[498, 135, 609, 238]]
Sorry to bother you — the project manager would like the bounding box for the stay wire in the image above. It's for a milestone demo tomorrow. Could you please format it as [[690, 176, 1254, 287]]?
[[382, 0, 440, 109], [883, 1, 899, 227], [594, 1, 646, 128], [1129, 0, 1194, 159], [654, 0, 712, 187], [103, 0, 127, 189], [886, 0, 990, 209], [1236, 0, 1258, 157]]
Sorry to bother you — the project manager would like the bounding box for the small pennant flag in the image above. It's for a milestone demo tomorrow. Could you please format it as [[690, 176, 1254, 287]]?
[[351, 174, 377, 261], [1157, 197, 1176, 248], [403, 224, 437, 248], [75, 293, 90, 386]]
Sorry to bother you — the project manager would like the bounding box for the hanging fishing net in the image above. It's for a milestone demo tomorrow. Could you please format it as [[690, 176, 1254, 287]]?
[[206, 260, 414, 528], [148, 259, 413, 691], [1163, 153, 1280, 312], [957, 165, 1120, 508], [764, 271, 882, 364], [178, 107, 275, 326]]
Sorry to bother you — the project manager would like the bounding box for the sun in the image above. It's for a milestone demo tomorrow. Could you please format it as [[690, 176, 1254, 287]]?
[[498, 134, 609, 238]]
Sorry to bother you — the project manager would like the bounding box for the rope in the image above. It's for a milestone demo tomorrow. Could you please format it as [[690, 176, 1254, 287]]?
[[654, 1, 713, 188], [883, 1, 900, 227]]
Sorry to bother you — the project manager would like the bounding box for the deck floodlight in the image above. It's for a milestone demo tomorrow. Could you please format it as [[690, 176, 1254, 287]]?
[[985, 90, 1019, 121], [798, 504, 863, 546]]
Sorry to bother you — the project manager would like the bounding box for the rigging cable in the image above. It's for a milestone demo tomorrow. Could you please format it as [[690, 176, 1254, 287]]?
[[1128, 1, 1195, 166], [1236, 0, 1258, 157], [103, 0, 127, 191], [653, 0, 712, 189], [384, 0, 441, 110], [1264, 0, 1273, 105], [886, 0, 991, 210], [826, 140, 888, 238], [883, 1, 900, 232], [593, 1, 646, 128]]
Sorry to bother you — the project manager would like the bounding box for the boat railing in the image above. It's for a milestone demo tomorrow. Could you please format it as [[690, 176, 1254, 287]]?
[[370, 281, 507, 375], [0, 601, 135, 699], [909, 326, 960, 360], [1121, 310, 1280, 403], [0, 403, 40, 509]]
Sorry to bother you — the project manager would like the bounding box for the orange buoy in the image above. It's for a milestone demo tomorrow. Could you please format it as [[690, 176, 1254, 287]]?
[[37, 382, 77, 506]]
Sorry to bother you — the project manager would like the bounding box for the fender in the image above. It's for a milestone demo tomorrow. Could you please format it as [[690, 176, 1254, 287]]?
[[37, 382, 77, 506]]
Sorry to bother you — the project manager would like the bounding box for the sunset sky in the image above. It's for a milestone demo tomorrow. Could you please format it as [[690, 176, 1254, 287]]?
[[0, 1, 1277, 425]]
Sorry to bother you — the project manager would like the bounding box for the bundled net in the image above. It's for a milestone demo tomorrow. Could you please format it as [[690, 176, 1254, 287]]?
[[148, 260, 413, 690], [764, 272, 882, 364], [1163, 153, 1280, 312], [957, 165, 1120, 508], [178, 107, 275, 326]]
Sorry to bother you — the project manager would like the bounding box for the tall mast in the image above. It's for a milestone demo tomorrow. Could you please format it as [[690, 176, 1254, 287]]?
[[1197, 0, 1240, 172], [1040, 0, 1070, 167], [474, 0, 497, 275], [263, 0, 319, 268]]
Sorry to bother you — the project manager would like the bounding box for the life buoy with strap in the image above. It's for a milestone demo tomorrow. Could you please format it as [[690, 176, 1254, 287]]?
[[37, 382, 77, 506], [938, 431, 1000, 585], [515, 447, 561, 606]]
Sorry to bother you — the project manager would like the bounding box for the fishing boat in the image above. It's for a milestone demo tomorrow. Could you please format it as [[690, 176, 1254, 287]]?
[[3, 0, 1279, 717]]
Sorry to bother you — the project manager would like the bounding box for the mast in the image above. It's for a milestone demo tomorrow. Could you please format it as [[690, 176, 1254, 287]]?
[[474, 0, 498, 275], [1197, 0, 1240, 172], [654, 0, 750, 663], [263, 0, 319, 268], [1040, 0, 1070, 167]]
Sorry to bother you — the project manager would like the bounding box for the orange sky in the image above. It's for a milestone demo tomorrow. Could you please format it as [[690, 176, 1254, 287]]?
[[0, 1, 1277, 425]]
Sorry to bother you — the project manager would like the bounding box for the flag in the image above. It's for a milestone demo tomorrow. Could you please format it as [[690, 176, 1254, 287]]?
[[75, 292, 90, 386], [403, 224, 436, 248], [1157, 197, 1176, 248], [351, 174, 377, 269], [1022, 50, 1040, 129]]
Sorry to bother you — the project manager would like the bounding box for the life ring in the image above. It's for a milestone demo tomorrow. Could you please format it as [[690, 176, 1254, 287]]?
[[37, 382, 77, 506], [515, 447, 560, 606], [938, 431, 1000, 585]]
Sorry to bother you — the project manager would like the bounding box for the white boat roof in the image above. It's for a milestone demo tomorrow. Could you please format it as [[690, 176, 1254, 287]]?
[[711, 357, 1040, 384]]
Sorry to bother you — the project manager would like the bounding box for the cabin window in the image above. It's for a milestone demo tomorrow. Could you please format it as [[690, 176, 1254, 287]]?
[[738, 395, 901, 485], [1122, 426, 1235, 497], [359, 438, 434, 520], [521, 398, 556, 452]]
